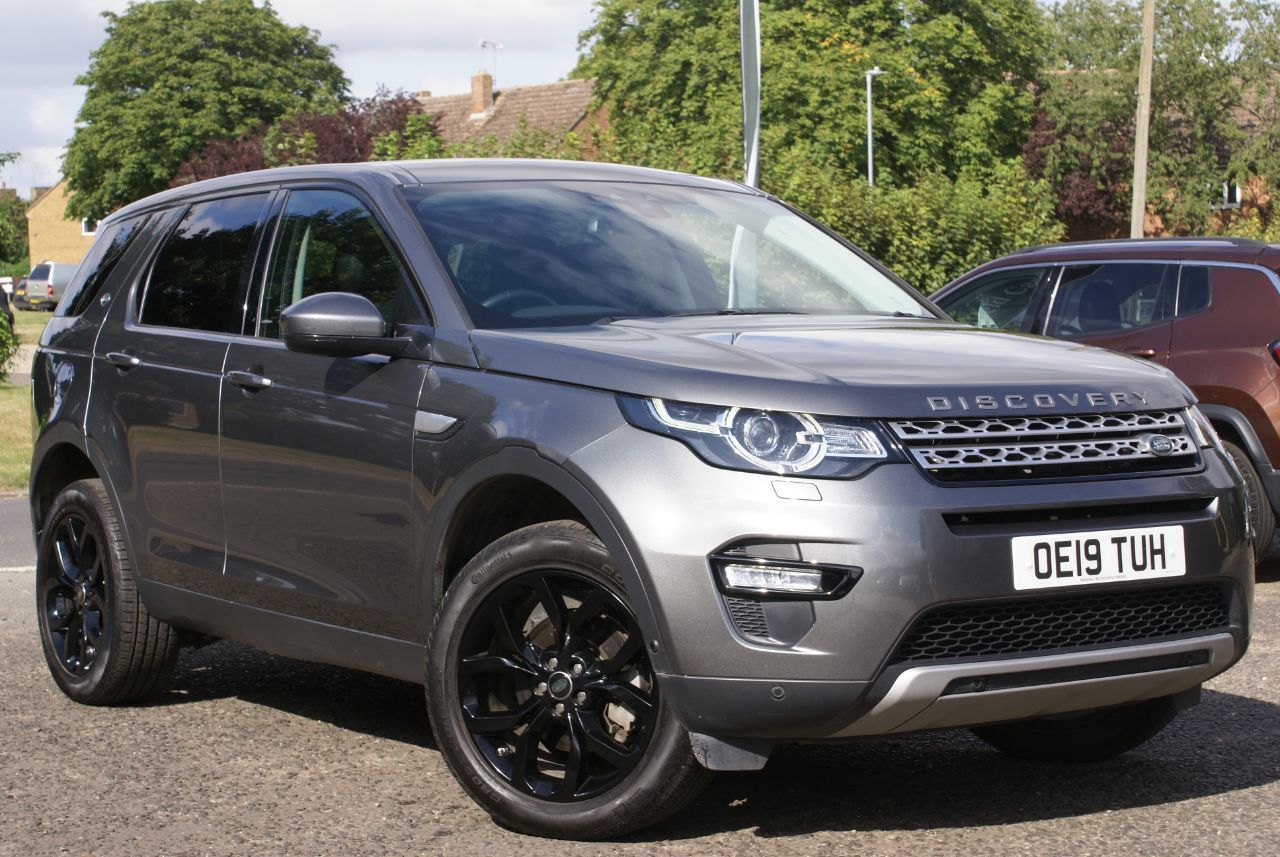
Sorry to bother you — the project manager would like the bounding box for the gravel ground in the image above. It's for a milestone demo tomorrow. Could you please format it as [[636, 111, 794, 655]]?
[[0, 519, 1276, 856]]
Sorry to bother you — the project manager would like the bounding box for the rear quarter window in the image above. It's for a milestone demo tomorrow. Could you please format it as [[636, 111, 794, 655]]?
[[1176, 266, 1211, 316], [58, 217, 147, 317]]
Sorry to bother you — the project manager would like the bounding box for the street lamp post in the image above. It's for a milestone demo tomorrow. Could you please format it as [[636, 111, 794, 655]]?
[[865, 66, 885, 187]]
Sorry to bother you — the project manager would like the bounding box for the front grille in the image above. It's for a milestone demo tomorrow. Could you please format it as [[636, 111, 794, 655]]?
[[889, 583, 1230, 664], [889, 410, 1199, 482]]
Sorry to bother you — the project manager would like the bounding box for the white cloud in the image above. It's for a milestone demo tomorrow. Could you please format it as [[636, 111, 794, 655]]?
[[0, 0, 594, 197]]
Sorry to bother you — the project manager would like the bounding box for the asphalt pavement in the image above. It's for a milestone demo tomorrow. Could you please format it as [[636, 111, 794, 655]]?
[[0, 497, 1277, 856], [0, 494, 34, 570]]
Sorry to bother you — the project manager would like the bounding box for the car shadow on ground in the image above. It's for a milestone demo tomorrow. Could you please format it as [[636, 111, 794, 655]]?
[[157, 640, 1279, 840], [640, 688, 1280, 840], [1256, 549, 1280, 583], [161, 640, 433, 748]]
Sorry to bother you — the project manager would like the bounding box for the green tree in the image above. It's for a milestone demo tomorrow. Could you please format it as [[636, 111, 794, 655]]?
[[1029, 0, 1251, 237], [576, 0, 1047, 185], [0, 154, 28, 276], [0, 192, 27, 270], [63, 0, 349, 220]]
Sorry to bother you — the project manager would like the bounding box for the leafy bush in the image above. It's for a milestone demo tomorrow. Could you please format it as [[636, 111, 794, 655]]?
[[0, 318, 18, 384], [767, 150, 1064, 293]]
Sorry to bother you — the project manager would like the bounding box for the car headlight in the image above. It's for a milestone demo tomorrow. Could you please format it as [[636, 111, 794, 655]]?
[[1186, 406, 1222, 450], [618, 396, 899, 477]]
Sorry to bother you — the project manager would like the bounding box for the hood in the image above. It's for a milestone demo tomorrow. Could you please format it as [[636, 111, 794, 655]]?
[[469, 317, 1193, 418]]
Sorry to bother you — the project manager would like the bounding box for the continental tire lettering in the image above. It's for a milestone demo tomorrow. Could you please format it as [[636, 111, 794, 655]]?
[[470, 551, 514, 585]]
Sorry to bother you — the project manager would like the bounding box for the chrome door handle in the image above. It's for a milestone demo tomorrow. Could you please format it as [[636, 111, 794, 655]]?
[[225, 370, 273, 391], [105, 351, 141, 370]]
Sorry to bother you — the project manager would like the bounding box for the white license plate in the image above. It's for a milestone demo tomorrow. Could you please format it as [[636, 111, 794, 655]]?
[[1011, 526, 1185, 591]]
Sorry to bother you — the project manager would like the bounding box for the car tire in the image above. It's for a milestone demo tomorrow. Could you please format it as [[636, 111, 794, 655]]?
[[426, 520, 712, 839], [1222, 440, 1274, 559], [36, 479, 180, 704], [970, 695, 1178, 763]]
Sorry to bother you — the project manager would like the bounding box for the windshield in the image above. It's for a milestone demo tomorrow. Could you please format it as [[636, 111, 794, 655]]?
[[401, 181, 932, 329]]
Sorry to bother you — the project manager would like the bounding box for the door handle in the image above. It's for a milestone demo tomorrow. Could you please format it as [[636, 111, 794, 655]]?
[[1124, 347, 1158, 359], [105, 351, 141, 370], [225, 370, 273, 391]]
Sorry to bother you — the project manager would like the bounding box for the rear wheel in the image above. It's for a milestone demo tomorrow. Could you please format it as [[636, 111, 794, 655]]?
[[36, 479, 180, 704], [971, 695, 1178, 763], [426, 520, 711, 839], [1222, 440, 1274, 559]]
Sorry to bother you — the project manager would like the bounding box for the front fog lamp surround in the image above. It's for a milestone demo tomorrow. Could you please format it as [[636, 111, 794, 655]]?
[[619, 396, 895, 477], [712, 556, 860, 600]]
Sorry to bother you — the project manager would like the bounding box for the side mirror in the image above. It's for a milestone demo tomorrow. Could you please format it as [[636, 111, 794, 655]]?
[[281, 292, 412, 358]]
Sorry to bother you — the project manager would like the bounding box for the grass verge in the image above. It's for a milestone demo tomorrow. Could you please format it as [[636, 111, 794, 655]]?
[[0, 383, 32, 492], [14, 309, 50, 346]]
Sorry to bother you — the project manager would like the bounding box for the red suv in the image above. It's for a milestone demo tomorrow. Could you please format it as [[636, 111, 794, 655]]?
[[934, 238, 1280, 557]]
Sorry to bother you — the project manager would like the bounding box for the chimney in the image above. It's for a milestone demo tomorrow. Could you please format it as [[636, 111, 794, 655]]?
[[470, 72, 493, 116]]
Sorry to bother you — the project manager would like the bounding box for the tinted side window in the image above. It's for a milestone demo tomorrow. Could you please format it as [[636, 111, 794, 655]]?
[[1178, 266, 1211, 316], [1048, 263, 1172, 338], [258, 189, 423, 339], [938, 267, 1045, 331], [140, 194, 270, 333], [59, 217, 146, 317]]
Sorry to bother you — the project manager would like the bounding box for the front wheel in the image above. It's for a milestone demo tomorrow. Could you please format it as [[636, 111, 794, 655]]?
[[426, 520, 711, 839], [971, 695, 1179, 763], [1222, 440, 1275, 560]]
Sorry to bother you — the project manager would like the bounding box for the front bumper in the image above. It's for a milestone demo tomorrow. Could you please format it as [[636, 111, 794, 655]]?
[[566, 426, 1253, 740]]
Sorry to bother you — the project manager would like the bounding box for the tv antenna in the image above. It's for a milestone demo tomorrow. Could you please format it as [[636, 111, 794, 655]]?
[[479, 39, 504, 84]]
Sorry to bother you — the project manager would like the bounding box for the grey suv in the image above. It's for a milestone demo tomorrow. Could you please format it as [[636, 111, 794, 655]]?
[[29, 161, 1253, 839]]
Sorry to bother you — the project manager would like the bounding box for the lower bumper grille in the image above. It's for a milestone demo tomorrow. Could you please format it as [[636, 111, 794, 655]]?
[[889, 583, 1231, 665]]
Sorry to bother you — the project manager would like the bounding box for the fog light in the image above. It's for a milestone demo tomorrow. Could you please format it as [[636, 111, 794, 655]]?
[[711, 556, 860, 600], [722, 563, 824, 593]]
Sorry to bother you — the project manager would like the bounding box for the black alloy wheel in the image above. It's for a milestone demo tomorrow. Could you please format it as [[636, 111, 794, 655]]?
[[457, 569, 657, 802], [427, 520, 711, 839], [41, 511, 109, 677], [36, 479, 180, 704]]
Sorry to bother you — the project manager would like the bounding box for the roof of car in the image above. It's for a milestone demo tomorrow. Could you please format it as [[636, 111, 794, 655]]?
[[1012, 236, 1280, 265], [944, 237, 1280, 292], [107, 159, 757, 225]]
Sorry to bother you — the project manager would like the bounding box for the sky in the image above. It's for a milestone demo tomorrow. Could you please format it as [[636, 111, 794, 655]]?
[[0, 0, 596, 198]]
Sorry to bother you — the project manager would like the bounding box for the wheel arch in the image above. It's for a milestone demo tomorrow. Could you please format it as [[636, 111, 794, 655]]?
[[1198, 403, 1280, 514], [426, 447, 670, 673], [29, 421, 101, 542]]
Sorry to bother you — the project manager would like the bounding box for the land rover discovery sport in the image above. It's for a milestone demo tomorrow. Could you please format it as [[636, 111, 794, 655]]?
[[30, 161, 1253, 839]]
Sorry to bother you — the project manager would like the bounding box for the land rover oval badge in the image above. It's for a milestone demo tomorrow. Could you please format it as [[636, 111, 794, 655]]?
[[1145, 434, 1175, 456]]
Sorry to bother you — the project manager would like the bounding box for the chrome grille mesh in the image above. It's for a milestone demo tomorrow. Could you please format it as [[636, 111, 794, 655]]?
[[889, 409, 1198, 482]]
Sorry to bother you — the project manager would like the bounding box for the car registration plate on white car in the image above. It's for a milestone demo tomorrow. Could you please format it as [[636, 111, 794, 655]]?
[[1011, 526, 1186, 591]]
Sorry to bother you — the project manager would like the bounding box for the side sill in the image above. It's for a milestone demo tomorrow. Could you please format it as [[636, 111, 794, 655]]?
[[137, 580, 426, 685]]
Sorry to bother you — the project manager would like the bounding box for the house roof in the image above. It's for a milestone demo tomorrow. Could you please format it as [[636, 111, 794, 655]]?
[[417, 78, 595, 145], [25, 178, 67, 217]]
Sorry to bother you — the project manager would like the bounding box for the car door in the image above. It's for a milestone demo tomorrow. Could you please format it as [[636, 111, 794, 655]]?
[[218, 186, 431, 640], [935, 266, 1051, 332], [1043, 262, 1176, 364], [91, 192, 273, 593]]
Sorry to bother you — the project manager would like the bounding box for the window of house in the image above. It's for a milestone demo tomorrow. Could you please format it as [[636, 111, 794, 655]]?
[[139, 193, 270, 333], [81, 218, 99, 237], [257, 189, 424, 339]]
